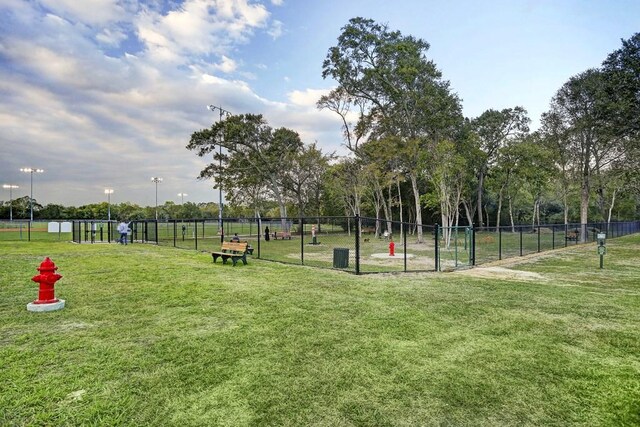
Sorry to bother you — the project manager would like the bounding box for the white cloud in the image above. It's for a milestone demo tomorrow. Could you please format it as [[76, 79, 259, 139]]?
[[267, 19, 283, 39], [38, 0, 127, 26], [239, 71, 257, 80], [96, 28, 128, 46], [212, 55, 237, 73], [135, 0, 271, 64], [287, 88, 330, 107], [271, 0, 284, 5]]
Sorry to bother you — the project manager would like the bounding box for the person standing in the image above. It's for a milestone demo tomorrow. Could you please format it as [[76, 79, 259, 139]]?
[[117, 220, 129, 245], [264, 226, 270, 241]]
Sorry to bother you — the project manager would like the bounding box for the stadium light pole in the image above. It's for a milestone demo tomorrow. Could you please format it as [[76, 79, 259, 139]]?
[[151, 177, 163, 220], [20, 168, 44, 221], [178, 192, 188, 204], [207, 104, 231, 242], [104, 188, 114, 221], [2, 184, 19, 221]]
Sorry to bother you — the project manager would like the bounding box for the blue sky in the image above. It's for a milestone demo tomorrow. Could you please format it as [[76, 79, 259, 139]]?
[[0, 0, 638, 208]]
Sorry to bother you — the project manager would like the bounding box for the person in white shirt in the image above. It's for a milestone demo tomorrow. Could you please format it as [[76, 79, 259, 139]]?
[[117, 221, 129, 245]]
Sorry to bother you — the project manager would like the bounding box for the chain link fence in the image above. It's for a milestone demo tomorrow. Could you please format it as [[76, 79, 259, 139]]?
[[6, 217, 639, 274], [472, 221, 640, 265], [0, 220, 73, 242]]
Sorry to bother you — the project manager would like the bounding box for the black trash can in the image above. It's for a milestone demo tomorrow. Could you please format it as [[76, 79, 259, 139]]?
[[333, 248, 349, 268]]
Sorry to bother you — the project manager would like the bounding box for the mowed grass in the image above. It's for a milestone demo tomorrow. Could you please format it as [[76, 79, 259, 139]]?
[[1, 236, 639, 426]]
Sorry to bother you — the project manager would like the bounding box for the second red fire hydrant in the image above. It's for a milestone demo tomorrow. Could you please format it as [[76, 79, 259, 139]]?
[[389, 240, 395, 256], [27, 257, 65, 312]]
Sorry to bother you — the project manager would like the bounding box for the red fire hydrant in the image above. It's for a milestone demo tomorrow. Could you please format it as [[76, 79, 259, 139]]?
[[389, 240, 395, 256], [28, 257, 65, 312]]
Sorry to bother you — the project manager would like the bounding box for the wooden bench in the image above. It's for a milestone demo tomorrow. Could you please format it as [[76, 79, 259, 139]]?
[[211, 242, 249, 266], [565, 230, 579, 242], [273, 231, 292, 240]]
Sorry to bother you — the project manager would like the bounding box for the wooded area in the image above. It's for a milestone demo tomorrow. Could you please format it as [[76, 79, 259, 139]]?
[[185, 19, 639, 242]]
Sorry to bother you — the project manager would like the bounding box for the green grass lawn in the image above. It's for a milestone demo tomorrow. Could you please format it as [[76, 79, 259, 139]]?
[[1, 235, 639, 426]]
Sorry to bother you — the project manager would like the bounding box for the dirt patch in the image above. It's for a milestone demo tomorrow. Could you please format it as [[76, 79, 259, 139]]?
[[451, 246, 576, 280], [370, 252, 415, 259], [454, 266, 545, 281]]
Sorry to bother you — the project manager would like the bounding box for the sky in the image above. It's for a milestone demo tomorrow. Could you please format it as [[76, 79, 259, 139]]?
[[0, 0, 638, 208]]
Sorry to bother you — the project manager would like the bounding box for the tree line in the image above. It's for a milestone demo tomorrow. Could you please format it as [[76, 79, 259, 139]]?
[[0, 197, 260, 221], [187, 18, 639, 242]]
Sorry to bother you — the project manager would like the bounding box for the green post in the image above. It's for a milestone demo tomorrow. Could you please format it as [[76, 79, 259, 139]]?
[[434, 224, 439, 271], [454, 226, 458, 267], [597, 233, 606, 269], [355, 215, 361, 274]]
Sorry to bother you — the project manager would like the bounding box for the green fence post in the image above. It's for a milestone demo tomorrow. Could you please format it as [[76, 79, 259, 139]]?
[[471, 225, 476, 266], [454, 226, 459, 267], [434, 223, 439, 271], [257, 217, 261, 259], [355, 215, 361, 275], [403, 222, 407, 272], [300, 216, 304, 265]]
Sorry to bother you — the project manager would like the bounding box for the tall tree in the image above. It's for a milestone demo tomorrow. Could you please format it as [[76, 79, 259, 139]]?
[[320, 17, 462, 242], [470, 107, 530, 228], [486, 139, 520, 229], [360, 137, 402, 235], [187, 114, 303, 221], [540, 111, 575, 224], [326, 159, 365, 219], [547, 69, 624, 239], [281, 142, 332, 217], [421, 139, 466, 246], [601, 33, 640, 195], [515, 136, 556, 227], [601, 33, 640, 139]]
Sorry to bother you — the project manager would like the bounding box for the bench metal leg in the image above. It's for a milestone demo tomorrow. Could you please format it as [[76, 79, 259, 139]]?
[[212, 251, 248, 266]]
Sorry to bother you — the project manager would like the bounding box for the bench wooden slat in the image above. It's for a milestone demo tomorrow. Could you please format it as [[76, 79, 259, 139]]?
[[219, 242, 248, 252], [212, 242, 248, 266], [273, 231, 292, 240]]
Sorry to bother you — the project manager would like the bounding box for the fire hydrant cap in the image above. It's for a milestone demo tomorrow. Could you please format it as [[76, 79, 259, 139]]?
[[37, 257, 58, 272]]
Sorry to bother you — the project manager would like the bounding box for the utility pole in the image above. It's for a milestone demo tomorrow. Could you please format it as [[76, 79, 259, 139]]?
[[207, 104, 232, 243]]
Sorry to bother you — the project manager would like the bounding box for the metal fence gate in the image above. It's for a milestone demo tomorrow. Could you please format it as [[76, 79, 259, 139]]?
[[436, 225, 474, 271]]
